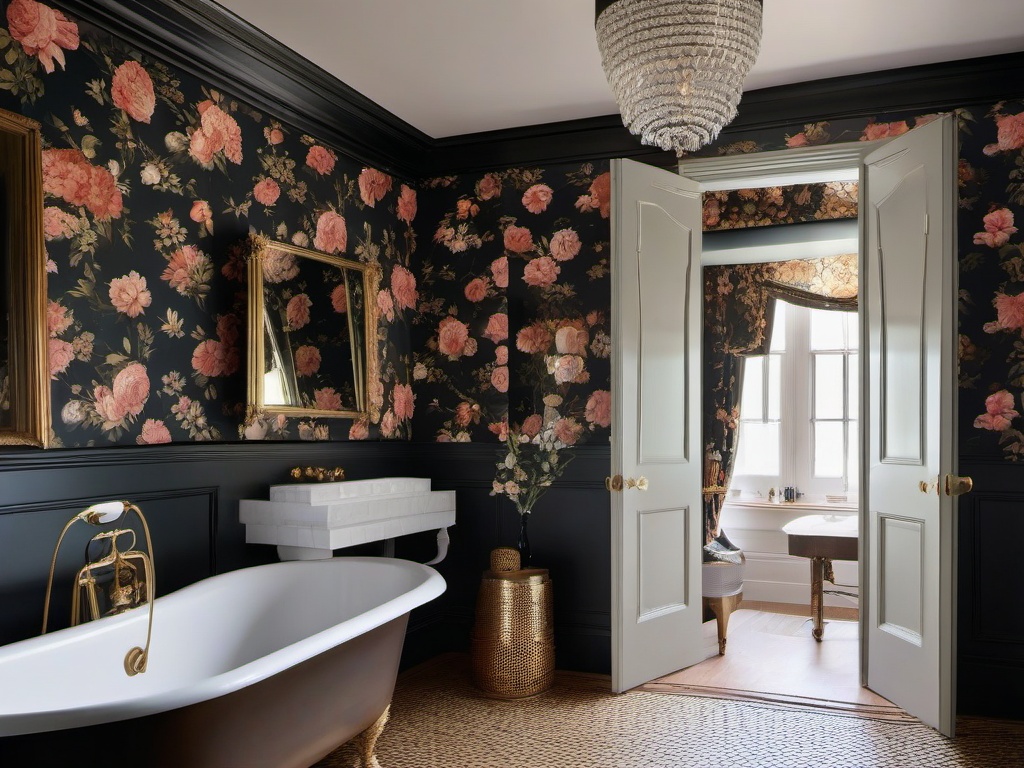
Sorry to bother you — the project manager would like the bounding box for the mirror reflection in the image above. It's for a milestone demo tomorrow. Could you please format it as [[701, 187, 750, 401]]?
[[247, 237, 377, 421], [0, 107, 50, 447]]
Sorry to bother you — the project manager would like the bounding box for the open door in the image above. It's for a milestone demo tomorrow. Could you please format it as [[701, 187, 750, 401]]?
[[862, 114, 961, 734], [610, 158, 705, 692]]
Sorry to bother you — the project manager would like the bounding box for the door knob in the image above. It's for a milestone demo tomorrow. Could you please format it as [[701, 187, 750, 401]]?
[[605, 475, 623, 492], [624, 476, 649, 491], [943, 474, 973, 497]]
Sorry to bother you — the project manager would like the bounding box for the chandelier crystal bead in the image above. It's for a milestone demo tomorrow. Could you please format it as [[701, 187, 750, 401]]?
[[596, 0, 763, 154]]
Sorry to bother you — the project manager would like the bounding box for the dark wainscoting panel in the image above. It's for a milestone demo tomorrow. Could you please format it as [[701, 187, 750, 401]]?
[[956, 459, 1024, 719]]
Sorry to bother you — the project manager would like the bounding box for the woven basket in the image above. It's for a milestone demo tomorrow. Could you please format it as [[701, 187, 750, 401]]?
[[470, 548, 555, 699]]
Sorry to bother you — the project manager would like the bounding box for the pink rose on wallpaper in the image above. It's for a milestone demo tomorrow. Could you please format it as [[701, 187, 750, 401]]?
[[973, 208, 1018, 248], [286, 294, 312, 330], [262, 250, 299, 283], [397, 184, 417, 224], [585, 390, 612, 428], [503, 225, 534, 254], [358, 167, 393, 207], [984, 112, 1024, 156], [42, 149, 123, 220], [189, 200, 212, 223], [109, 271, 152, 317], [6, 0, 79, 74], [490, 256, 509, 288], [987, 291, 1024, 334], [161, 245, 208, 295], [43, 206, 79, 240], [217, 313, 240, 346], [393, 384, 415, 421], [490, 365, 509, 393], [314, 210, 347, 254], [476, 173, 502, 200], [189, 103, 242, 165], [305, 145, 336, 175], [554, 417, 584, 446], [495, 345, 508, 366], [523, 256, 560, 287], [314, 387, 343, 411], [294, 345, 322, 376], [192, 339, 229, 378], [516, 323, 553, 354], [331, 284, 348, 313], [549, 228, 582, 261], [785, 132, 810, 148], [555, 326, 588, 356], [437, 316, 471, 359], [590, 172, 611, 218], [110, 60, 156, 123], [456, 199, 480, 220], [137, 419, 172, 445], [552, 354, 585, 384], [521, 414, 543, 438], [265, 126, 284, 145], [483, 313, 508, 344], [93, 385, 125, 427], [47, 299, 73, 337], [391, 265, 418, 310], [253, 177, 281, 206], [860, 120, 910, 141], [380, 410, 399, 438], [522, 184, 554, 214], [455, 402, 480, 428], [349, 419, 370, 440], [974, 390, 1019, 431], [48, 338, 73, 377], [377, 289, 395, 322], [112, 363, 150, 418], [464, 277, 488, 303]]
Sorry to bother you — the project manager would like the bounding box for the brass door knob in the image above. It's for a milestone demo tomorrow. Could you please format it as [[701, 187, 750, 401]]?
[[605, 475, 623, 492], [943, 474, 973, 497]]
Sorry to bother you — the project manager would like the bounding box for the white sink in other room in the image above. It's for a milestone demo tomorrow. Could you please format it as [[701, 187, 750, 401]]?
[[240, 477, 456, 562], [782, 513, 858, 538]]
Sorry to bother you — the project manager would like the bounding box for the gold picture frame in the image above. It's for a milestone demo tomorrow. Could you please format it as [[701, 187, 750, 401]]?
[[0, 107, 50, 448], [245, 235, 380, 425]]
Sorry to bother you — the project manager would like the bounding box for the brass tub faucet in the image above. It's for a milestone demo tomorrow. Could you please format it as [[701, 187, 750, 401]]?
[[42, 501, 156, 676]]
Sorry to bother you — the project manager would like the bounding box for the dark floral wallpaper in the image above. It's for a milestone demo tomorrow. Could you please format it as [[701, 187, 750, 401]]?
[[0, 0, 418, 446], [413, 163, 612, 447], [703, 181, 857, 231]]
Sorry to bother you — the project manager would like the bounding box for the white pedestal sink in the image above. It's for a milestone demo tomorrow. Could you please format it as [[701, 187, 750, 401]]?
[[240, 477, 456, 562]]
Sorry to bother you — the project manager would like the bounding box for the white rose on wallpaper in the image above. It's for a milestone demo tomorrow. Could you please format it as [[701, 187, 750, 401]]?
[[165, 131, 189, 152], [61, 400, 86, 426], [140, 162, 161, 185]]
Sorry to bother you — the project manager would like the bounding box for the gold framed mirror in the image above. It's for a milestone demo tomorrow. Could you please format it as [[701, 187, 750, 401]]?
[[0, 107, 50, 448], [246, 236, 379, 423]]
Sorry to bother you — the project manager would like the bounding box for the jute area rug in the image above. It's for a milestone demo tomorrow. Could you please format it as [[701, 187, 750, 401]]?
[[316, 654, 1024, 768]]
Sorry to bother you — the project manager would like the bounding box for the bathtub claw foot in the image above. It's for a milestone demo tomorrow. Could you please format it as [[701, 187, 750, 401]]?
[[353, 704, 389, 768]]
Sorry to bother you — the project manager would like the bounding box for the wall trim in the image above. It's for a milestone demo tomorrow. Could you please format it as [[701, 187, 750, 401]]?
[[48, 2, 1024, 176]]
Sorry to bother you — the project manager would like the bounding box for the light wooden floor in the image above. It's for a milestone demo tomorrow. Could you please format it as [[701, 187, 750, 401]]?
[[648, 607, 895, 710]]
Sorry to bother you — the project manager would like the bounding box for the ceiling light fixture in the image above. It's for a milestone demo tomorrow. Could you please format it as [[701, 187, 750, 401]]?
[[596, 0, 763, 154]]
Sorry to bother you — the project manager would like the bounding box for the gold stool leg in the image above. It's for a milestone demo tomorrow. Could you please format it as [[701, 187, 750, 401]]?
[[705, 592, 743, 655], [810, 557, 825, 642], [352, 704, 389, 768]]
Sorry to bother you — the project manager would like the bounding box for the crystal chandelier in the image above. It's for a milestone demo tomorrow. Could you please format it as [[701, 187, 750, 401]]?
[[596, 0, 763, 154]]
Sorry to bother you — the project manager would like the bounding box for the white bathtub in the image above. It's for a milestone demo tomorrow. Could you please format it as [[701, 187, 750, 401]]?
[[0, 557, 445, 767]]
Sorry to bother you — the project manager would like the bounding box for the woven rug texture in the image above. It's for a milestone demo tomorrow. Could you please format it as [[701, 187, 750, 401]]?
[[315, 655, 1024, 768]]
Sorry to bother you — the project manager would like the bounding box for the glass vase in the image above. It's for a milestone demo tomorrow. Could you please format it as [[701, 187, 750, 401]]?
[[518, 510, 532, 568]]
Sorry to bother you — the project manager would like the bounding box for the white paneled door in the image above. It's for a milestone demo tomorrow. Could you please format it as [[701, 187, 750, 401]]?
[[610, 158, 705, 692], [863, 114, 961, 735]]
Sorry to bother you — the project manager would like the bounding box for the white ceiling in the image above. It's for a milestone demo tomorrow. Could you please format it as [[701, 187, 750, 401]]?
[[217, 0, 1024, 139]]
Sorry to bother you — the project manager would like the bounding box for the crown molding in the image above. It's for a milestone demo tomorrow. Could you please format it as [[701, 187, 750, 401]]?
[[48, 2, 1024, 178]]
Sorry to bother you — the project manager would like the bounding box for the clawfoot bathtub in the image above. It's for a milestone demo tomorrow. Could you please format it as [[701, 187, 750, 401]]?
[[0, 557, 444, 768]]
